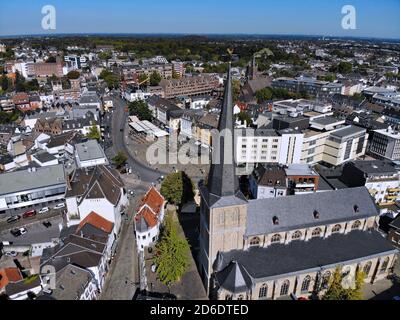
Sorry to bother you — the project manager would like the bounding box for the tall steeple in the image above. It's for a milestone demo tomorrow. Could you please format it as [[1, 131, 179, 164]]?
[[207, 65, 246, 204]]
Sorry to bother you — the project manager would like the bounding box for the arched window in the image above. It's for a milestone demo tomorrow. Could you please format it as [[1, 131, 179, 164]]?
[[225, 295, 232, 300], [301, 276, 311, 293], [380, 257, 390, 274], [259, 284, 268, 298], [332, 224, 342, 234], [280, 280, 290, 296], [292, 231, 302, 241], [352, 220, 362, 230], [363, 262, 372, 276], [238, 295, 244, 300], [321, 271, 331, 289], [250, 237, 260, 246], [312, 228, 322, 238], [271, 234, 281, 244]]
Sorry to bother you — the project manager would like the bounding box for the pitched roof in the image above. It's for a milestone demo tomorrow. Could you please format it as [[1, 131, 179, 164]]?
[[66, 166, 124, 206], [76, 211, 114, 235], [135, 206, 158, 231], [0, 268, 23, 291], [218, 230, 396, 282], [205, 65, 247, 208], [138, 187, 164, 215], [246, 187, 378, 236], [216, 261, 253, 294]]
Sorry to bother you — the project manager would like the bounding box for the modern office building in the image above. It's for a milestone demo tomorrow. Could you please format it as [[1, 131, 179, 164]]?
[[370, 127, 400, 161], [272, 76, 343, 97], [0, 164, 66, 214]]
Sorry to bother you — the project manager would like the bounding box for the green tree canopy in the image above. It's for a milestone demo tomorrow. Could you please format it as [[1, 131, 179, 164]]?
[[255, 87, 273, 103], [100, 69, 120, 88], [322, 267, 365, 300], [128, 100, 152, 121], [236, 111, 253, 126], [112, 151, 128, 169], [67, 70, 81, 80], [150, 71, 162, 86], [86, 125, 101, 140], [153, 212, 190, 286], [160, 171, 195, 206]]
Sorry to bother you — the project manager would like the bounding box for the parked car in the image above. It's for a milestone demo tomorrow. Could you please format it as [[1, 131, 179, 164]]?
[[6, 215, 21, 224], [22, 210, 36, 219], [43, 221, 52, 228], [38, 207, 50, 214], [53, 203, 65, 210], [10, 227, 27, 237], [5, 251, 17, 257]]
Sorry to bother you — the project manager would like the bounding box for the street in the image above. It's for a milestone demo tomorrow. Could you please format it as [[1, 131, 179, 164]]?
[[111, 96, 161, 183]]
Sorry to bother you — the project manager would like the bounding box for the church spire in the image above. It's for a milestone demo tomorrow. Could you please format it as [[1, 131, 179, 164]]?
[[207, 64, 242, 199]]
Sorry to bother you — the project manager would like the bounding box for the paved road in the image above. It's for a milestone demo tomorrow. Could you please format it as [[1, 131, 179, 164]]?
[[100, 194, 142, 300], [111, 96, 161, 183]]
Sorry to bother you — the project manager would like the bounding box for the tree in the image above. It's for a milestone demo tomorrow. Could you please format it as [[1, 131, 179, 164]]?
[[86, 125, 101, 140], [138, 73, 149, 85], [0, 75, 9, 92], [322, 267, 365, 300], [160, 171, 194, 206], [153, 212, 190, 286], [128, 100, 153, 121], [255, 87, 273, 103], [236, 111, 253, 126], [150, 71, 162, 86], [112, 152, 128, 169], [67, 70, 80, 80], [232, 79, 241, 102], [100, 69, 120, 88]]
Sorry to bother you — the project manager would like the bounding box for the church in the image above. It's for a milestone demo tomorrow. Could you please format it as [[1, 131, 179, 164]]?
[[198, 66, 398, 300]]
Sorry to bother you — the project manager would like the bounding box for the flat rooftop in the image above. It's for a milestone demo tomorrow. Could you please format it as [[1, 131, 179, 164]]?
[[285, 164, 318, 177], [75, 140, 107, 162], [0, 164, 66, 196], [330, 125, 366, 138]]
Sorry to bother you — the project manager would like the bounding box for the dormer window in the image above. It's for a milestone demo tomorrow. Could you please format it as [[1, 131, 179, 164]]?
[[354, 205, 359, 213], [313, 210, 320, 219], [273, 216, 279, 225]]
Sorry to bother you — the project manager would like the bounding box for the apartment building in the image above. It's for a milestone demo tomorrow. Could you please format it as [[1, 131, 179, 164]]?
[[236, 128, 304, 166], [160, 75, 220, 99], [172, 60, 185, 78], [64, 55, 88, 70], [272, 76, 343, 97], [301, 125, 368, 166], [370, 127, 400, 161], [341, 160, 400, 206]]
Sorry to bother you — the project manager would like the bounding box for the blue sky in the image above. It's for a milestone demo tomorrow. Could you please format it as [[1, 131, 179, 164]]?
[[0, 0, 399, 39]]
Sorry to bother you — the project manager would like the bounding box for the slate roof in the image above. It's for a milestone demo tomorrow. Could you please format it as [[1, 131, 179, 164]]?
[[51, 264, 94, 300], [216, 261, 253, 294], [217, 230, 397, 284], [246, 187, 378, 236], [205, 65, 247, 208], [66, 165, 124, 206]]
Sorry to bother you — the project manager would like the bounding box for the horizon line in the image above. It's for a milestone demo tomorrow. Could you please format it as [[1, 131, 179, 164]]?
[[0, 32, 399, 42]]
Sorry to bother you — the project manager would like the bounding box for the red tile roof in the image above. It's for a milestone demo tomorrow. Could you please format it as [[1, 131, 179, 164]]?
[[0, 268, 23, 290], [76, 211, 114, 234], [135, 206, 158, 229], [138, 187, 164, 216]]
